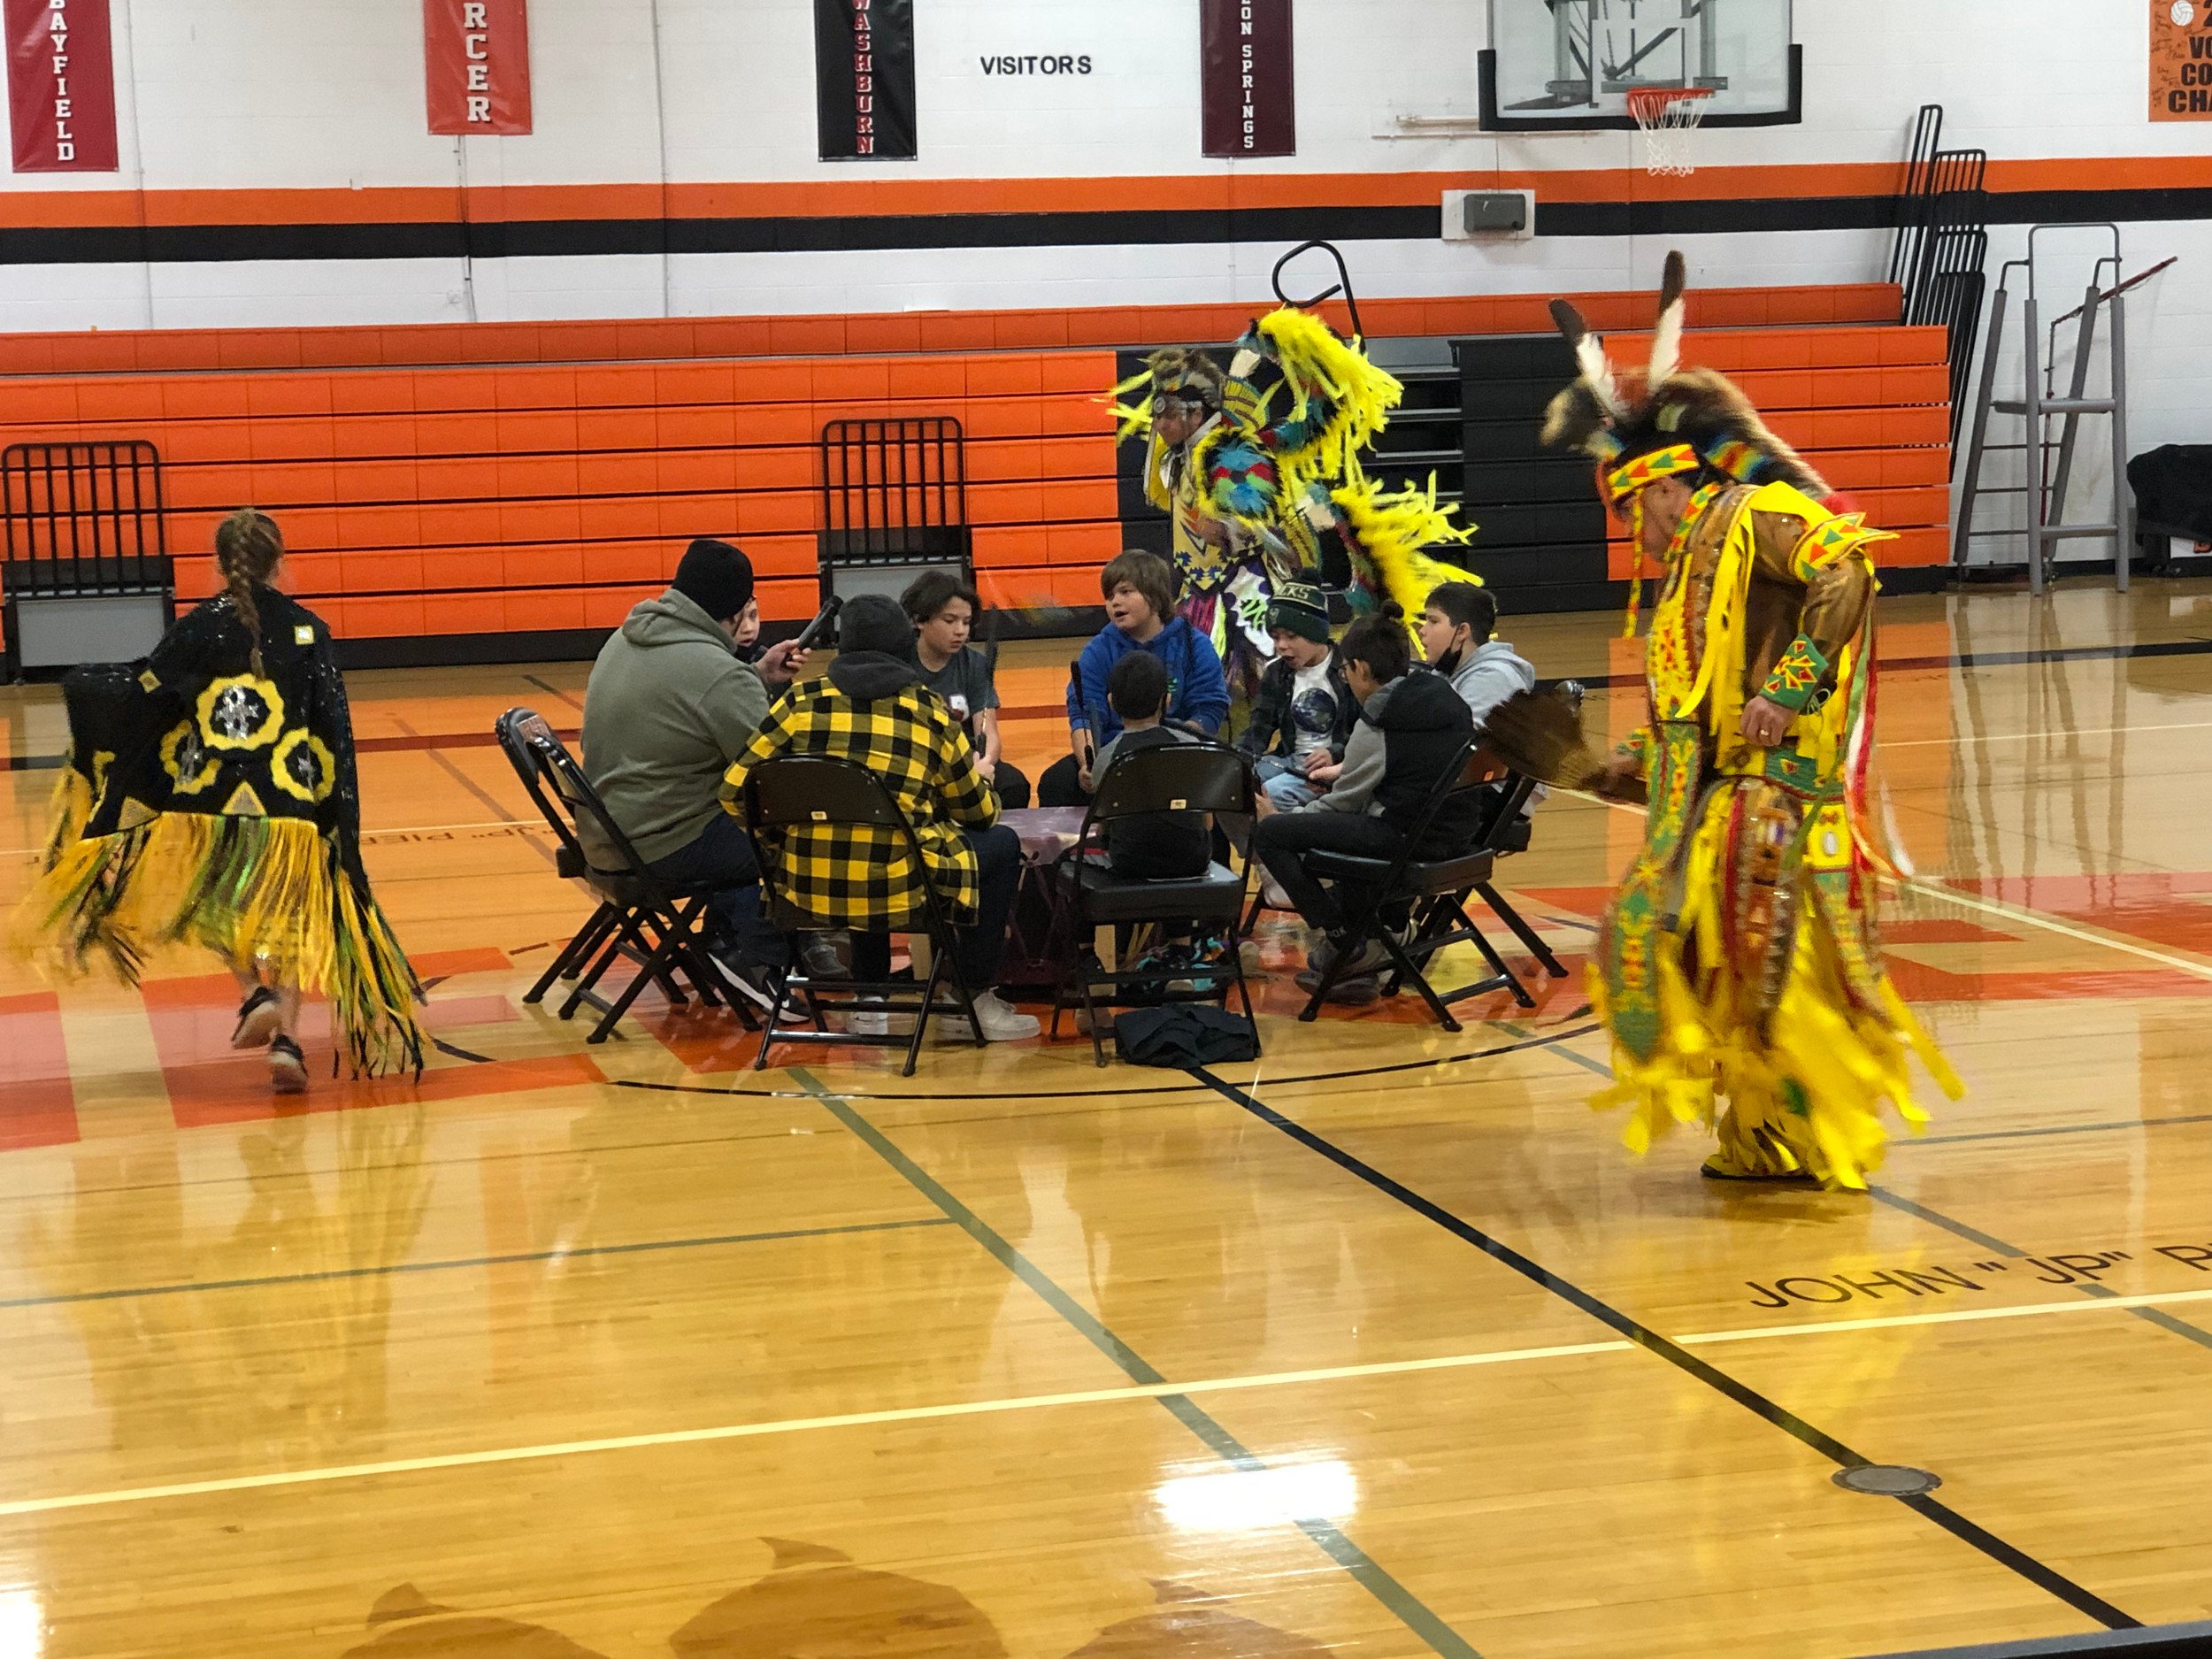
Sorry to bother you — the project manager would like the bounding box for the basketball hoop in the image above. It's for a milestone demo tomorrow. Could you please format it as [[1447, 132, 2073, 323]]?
[[1625, 86, 1715, 178]]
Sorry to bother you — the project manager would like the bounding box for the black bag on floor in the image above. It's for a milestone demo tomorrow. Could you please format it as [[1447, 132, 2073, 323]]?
[[1113, 1004, 1260, 1067], [2128, 444, 2212, 542]]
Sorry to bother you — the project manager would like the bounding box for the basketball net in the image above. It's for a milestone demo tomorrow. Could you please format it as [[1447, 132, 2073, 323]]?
[[1625, 86, 1714, 178]]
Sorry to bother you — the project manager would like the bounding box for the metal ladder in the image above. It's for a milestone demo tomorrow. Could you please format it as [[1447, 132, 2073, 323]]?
[[1954, 223, 2136, 595]]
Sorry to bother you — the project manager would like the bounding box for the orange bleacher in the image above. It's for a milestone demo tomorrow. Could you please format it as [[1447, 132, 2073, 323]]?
[[0, 283, 1948, 657]]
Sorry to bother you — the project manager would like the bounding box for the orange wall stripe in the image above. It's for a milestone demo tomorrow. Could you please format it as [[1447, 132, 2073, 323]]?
[[0, 154, 2204, 232], [0, 288, 1916, 377]]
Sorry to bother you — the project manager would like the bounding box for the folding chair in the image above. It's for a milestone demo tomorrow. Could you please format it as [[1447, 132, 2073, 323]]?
[[1049, 741, 1259, 1066], [741, 753, 984, 1078], [494, 709, 747, 1044], [1295, 743, 1563, 1031]]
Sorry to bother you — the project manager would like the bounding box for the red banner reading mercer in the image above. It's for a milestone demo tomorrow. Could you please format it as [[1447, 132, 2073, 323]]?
[[425, 0, 531, 135], [5, 0, 118, 173]]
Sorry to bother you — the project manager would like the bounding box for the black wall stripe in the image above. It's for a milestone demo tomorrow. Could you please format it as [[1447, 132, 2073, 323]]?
[[6, 186, 2211, 265]]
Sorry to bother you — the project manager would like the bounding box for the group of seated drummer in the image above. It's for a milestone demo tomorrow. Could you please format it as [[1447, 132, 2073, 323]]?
[[577, 536, 1538, 1043]]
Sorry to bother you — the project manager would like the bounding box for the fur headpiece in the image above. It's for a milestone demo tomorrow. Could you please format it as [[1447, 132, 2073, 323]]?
[[1540, 251, 1830, 502], [1142, 347, 1225, 415]]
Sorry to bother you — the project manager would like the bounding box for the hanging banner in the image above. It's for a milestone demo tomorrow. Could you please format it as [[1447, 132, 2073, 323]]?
[[5, 0, 118, 173], [2151, 0, 2212, 119], [815, 0, 916, 161], [1202, 0, 1294, 158], [425, 0, 532, 135]]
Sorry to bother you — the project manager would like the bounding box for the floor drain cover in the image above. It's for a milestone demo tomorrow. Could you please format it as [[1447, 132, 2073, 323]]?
[[1834, 1464, 1942, 1498]]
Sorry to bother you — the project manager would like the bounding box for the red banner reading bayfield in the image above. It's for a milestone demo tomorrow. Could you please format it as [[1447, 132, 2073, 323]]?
[[425, 0, 531, 135], [5, 0, 118, 173]]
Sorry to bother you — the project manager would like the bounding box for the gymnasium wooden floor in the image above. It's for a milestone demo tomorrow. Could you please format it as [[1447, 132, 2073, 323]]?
[[2, 580, 2210, 1659]]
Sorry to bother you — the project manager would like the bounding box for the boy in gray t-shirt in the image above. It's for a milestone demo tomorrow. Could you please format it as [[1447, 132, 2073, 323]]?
[[902, 570, 1031, 807]]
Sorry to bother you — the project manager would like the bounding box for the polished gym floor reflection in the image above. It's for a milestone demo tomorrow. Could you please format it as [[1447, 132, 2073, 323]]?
[[3, 579, 2210, 1658]]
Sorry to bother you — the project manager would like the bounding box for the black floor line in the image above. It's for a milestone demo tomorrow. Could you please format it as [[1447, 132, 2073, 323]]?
[[789, 1067, 1482, 1659], [1867, 1187, 2212, 1356], [1563, 634, 2212, 693], [0, 1216, 955, 1313], [397, 715, 557, 870], [1906, 1110, 2212, 1148], [607, 1022, 1606, 1104], [1186, 1065, 2144, 1633]]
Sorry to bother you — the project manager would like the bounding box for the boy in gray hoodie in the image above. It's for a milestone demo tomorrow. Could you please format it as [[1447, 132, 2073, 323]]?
[[580, 539, 807, 992], [1417, 582, 1535, 728]]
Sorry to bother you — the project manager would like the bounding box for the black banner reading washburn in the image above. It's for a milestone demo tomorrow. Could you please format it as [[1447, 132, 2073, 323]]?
[[815, 0, 916, 160]]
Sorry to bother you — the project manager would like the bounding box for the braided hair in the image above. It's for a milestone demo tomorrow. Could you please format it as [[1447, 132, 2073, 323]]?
[[213, 508, 284, 674]]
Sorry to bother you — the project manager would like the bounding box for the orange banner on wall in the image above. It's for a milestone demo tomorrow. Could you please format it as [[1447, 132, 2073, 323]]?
[[425, 0, 531, 135], [2150, 0, 2212, 119]]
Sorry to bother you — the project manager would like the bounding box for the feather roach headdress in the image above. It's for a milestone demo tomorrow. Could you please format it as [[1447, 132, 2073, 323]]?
[[1542, 251, 1830, 507]]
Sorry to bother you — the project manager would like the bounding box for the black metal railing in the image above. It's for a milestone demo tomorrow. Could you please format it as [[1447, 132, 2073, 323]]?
[[1889, 104, 1990, 445], [1, 440, 169, 597], [818, 417, 970, 568]]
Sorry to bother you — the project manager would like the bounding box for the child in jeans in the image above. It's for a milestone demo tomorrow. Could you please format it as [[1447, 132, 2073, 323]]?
[[1238, 580, 1354, 810]]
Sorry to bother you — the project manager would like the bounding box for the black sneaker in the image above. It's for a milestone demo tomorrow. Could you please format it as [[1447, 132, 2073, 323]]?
[[1294, 968, 1381, 1005], [707, 949, 780, 1014], [269, 1035, 308, 1094], [232, 987, 281, 1051]]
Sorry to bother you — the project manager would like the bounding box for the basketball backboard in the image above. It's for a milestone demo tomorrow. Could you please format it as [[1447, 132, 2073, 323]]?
[[1479, 0, 1800, 131]]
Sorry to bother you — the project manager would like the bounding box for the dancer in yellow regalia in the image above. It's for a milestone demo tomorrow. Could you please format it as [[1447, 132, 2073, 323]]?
[[1486, 254, 1961, 1189], [1114, 307, 1472, 710]]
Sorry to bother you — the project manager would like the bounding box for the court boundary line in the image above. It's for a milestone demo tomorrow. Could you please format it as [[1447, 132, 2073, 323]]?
[[1586, 791, 2212, 983], [1902, 880, 2212, 983], [783, 1067, 1486, 1659], [1909, 1110, 2212, 1148], [0, 1216, 955, 1314], [393, 714, 557, 871], [4, 1278, 2211, 1523], [609, 1022, 1605, 1105], [1866, 1189, 2212, 1356], [1185, 1065, 2145, 1632]]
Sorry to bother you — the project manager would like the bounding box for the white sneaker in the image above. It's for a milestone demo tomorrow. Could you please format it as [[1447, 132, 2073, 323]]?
[[938, 989, 1041, 1043], [842, 999, 914, 1038], [1260, 876, 1293, 911]]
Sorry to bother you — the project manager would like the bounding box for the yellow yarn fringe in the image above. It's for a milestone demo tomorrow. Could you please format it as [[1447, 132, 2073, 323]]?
[[1332, 466, 1478, 634], [18, 811, 425, 1077], [41, 765, 92, 873], [1255, 307, 1404, 503], [1588, 874, 1962, 1191]]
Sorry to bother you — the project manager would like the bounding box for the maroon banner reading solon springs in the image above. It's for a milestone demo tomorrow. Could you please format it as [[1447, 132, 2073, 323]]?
[[1202, 0, 1294, 158], [6, 0, 118, 173], [425, 0, 532, 136]]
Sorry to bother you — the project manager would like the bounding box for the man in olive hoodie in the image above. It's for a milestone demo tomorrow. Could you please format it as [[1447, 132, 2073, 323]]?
[[581, 539, 807, 988]]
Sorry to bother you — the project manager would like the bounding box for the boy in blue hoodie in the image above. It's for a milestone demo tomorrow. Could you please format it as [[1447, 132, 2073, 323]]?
[[1038, 549, 1231, 807]]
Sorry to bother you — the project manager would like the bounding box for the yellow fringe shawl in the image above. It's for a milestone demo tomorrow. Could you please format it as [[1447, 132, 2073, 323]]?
[[1333, 465, 1479, 637], [19, 810, 425, 1078]]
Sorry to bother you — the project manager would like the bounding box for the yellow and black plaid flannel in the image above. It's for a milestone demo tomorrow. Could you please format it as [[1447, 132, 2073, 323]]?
[[721, 681, 998, 926]]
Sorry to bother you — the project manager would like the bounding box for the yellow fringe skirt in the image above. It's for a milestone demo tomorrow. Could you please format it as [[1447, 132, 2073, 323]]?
[[19, 805, 424, 1077], [1592, 784, 1961, 1190]]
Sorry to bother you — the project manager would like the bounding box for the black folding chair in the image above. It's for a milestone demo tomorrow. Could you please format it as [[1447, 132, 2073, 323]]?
[[1294, 742, 1564, 1031], [494, 708, 747, 1044], [1050, 741, 1259, 1066], [741, 753, 984, 1077]]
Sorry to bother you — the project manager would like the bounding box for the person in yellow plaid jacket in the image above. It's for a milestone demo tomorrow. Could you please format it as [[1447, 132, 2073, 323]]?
[[719, 595, 1040, 1042]]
